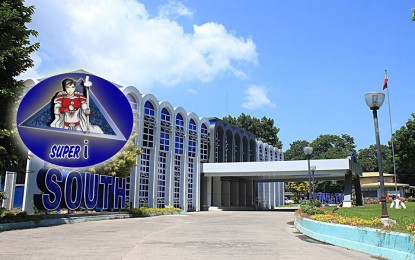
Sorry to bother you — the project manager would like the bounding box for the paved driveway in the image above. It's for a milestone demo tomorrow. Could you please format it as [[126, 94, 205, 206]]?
[[0, 211, 378, 260]]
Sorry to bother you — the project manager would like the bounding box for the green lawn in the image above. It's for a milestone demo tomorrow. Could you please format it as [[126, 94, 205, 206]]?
[[324, 202, 415, 233]]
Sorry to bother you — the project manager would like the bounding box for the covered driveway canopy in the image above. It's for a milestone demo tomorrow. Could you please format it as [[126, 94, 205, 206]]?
[[201, 158, 362, 182]]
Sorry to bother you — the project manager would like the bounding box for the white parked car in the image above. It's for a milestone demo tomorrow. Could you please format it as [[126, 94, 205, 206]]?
[[284, 197, 295, 204]]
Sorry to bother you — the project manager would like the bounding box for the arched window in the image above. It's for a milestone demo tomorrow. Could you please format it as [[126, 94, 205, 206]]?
[[126, 93, 137, 111], [215, 127, 224, 162], [159, 108, 171, 151], [242, 136, 249, 162], [139, 101, 156, 207], [264, 146, 269, 161], [235, 133, 241, 162], [200, 123, 209, 162], [175, 114, 185, 154], [188, 119, 197, 157], [142, 101, 155, 148], [173, 113, 185, 208], [259, 145, 264, 162], [226, 130, 233, 162], [157, 108, 171, 208], [249, 139, 257, 162], [187, 119, 197, 210], [126, 94, 138, 133]]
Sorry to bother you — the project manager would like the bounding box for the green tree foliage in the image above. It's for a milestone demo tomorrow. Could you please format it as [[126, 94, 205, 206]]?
[[393, 113, 415, 185], [88, 135, 142, 178], [285, 134, 356, 193], [0, 129, 26, 171], [0, 0, 39, 171], [310, 134, 356, 159], [412, 8, 415, 21], [0, 0, 39, 126], [223, 113, 282, 148], [284, 140, 310, 160], [310, 134, 355, 193], [357, 144, 392, 173], [285, 182, 309, 202]]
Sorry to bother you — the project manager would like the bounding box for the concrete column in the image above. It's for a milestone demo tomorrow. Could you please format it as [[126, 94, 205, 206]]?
[[3, 171, 17, 210], [268, 183, 272, 209], [165, 151, 173, 207], [270, 183, 275, 208], [343, 172, 353, 207], [148, 149, 157, 208], [129, 163, 140, 208], [238, 180, 246, 207], [205, 176, 212, 208], [212, 176, 222, 206], [230, 179, 239, 206], [253, 180, 258, 208], [221, 179, 231, 207], [278, 182, 284, 206], [246, 178, 253, 206], [23, 153, 45, 213]]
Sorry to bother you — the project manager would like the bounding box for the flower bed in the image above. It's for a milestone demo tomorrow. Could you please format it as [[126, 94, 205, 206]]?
[[295, 214, 415, 259]]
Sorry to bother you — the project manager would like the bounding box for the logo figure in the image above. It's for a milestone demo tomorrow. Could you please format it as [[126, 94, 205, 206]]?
[[50, 76, 102, 134], [17, 72, 133, 168]]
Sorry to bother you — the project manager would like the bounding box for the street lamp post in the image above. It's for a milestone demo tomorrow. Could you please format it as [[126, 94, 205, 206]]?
[[365, 92, 389, 218], [303, 146, 313, 200], [310, 165, 316, 195]]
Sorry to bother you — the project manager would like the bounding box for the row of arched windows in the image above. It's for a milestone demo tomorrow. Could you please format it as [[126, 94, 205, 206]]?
[[123, 87, 210, 210], [211, 119, 282, 163]]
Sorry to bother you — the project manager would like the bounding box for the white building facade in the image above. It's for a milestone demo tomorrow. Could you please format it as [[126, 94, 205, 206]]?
[[123, 86, 284, 211], [18, 75, 284, 213]]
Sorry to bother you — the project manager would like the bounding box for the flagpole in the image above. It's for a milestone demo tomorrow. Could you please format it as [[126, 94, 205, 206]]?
[[384, 70, 398, 196]]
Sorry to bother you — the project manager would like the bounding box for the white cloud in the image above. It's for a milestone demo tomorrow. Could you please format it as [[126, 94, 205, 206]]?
[[242, 85, 276, 110], [158, 0, 193, 18], [26, 0, 257, 92], [17, 52, 43, 80]]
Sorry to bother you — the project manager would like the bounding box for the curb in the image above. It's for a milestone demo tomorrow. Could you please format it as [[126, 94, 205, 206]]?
[[0, 210, 185, 232], [294, 215, 415, 260]]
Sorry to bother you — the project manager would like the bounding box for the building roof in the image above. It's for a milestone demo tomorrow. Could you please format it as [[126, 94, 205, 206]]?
[[361, 182, 409, 188], [361, 172, 394, 177], [202, 158, 361, 181]]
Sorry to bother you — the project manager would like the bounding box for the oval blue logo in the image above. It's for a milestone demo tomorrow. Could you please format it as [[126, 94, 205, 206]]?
[[17, 72, 133, 168]]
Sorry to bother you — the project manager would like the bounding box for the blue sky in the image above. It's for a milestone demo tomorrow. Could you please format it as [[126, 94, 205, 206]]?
[[22, 0, 415, 151]]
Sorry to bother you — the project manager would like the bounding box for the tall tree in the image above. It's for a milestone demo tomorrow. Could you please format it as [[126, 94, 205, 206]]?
[[284, 140, 310, 160], [223, 113, 282, 148], [285, 134, 356, 194], [393, 113, 415, 185], [310, 134, 356, 159], [357, 144, 392, 173], [0, 0, 39, 171], [310, 134, 356, 193]]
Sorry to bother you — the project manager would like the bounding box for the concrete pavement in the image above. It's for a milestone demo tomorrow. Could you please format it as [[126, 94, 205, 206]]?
[[0, 211, 379, 260]]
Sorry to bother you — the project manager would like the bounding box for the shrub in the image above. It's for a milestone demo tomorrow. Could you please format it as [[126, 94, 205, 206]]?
[[126, 207, 182, 216], [299, 200, 324, 215], [407, 196, 415, 202], [0, 209, 28, 223], [0, 190, 7, 200]]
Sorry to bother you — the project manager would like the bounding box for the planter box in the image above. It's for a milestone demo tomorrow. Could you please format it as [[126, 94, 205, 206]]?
[[294, 215, 415, 260]]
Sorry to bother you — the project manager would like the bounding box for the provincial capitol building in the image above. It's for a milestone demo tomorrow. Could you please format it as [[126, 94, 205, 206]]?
[[19, 72, 285, 213], [121, 85, 284, 212]]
